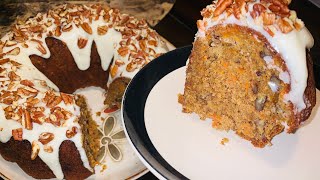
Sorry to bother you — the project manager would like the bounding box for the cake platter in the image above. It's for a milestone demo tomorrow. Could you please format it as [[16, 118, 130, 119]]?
[[122, 46, 320, 180]]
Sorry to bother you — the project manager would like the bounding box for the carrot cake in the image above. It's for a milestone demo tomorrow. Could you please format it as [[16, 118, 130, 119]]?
[[0, 3, 168, 179], [179, 0, 315, 147]]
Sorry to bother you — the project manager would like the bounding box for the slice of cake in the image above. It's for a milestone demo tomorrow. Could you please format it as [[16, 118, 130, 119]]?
[[179, 0, 316, 147]]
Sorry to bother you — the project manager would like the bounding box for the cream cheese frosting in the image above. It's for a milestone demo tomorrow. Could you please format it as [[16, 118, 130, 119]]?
[[195, 0, 314, 112], [0, 3, 167, 179]]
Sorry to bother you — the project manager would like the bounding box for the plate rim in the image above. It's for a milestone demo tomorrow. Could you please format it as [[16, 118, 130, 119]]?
[[121, 45, 193, 180]]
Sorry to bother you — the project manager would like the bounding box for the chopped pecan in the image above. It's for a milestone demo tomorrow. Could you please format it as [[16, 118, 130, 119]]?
[[12, 128, 23, 141], [44, 145, 53, 153], [117, 46, 129, 57], [31, 141, 40, 160], [30, 111, 45, 124], [0, 58, 10, 65], [60, 92, 73, 105], [262, 12, 276, 25], [26, 97, 40, 106], [115, 59, 125, 66], [54, 26, 62, 37], [20, 80, 34, 87], [251, 3, 266, 18], [39, 132, 54, 145], [139, 40, 146, 51], [37, 44, 47, 55], [213, 0, 233, 17], [66, 126, 78, 138]]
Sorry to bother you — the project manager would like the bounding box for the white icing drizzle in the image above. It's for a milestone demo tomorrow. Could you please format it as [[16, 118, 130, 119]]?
[[0, 3, 167, 179], [196, 0, 314, 112]]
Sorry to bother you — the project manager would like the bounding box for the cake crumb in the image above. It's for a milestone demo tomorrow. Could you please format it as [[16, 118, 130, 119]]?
[[0, 127, 3, 131], [100, 164, 108, 173], [220, 138, 229, 145], [96, 112, 101, 116]]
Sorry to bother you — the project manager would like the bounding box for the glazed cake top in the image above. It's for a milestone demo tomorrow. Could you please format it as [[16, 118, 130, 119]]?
[[0, 3, 168, 179], [196, 0, 314, 113]]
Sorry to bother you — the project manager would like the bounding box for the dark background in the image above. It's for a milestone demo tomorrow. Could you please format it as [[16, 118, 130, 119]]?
[[142, 0, 320, 179]]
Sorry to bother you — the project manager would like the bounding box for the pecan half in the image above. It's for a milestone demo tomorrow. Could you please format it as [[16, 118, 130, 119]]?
[[77, 37, 88, 49], [22, 109, 33, 130], [213, 0, 233, 17], [44, 145, 53, 153], [80, 22, 93, 34], [20, 80, 34, 87], [8, 71, 21, 81], [110, 64, 118, 78], [277, 18, 293, 33], [6, 47, 20, 56], [117, 46, 129, 57], [60, 92, 73, 105], [97, 25, 108, 35], [47, 96, 62, 108]]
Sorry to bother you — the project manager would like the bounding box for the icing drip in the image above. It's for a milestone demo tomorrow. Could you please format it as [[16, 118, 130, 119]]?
[[196, 0, 314, 112], [0, 3, 168, 179]]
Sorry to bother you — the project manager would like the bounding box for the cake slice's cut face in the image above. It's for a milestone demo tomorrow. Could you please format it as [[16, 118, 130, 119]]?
[[181, 24, 293, 147]]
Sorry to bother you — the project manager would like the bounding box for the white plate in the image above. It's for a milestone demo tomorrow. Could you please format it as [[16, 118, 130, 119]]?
[[122, 46, 320, 180]]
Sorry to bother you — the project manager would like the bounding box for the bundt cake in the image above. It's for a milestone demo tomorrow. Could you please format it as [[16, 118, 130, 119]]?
[[0, 3, 168, 179], [179, 0, 316, 147]]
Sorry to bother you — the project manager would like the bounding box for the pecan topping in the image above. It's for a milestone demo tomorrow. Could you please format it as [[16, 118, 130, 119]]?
[[37, 44, 47, 55], [110, 64, 118, 78], [213, 0, 233, 17], [60, 92, 73, 105], [62, 24, 73, 32], [22, 109, 33, 130], [117, 46, 129, 57], [31, 141, 40, 160], [44, 145, 53, 153], [30, 111, 45, 124], [115, 59, 125, 66], [77, 37, 88, 49], [47, 96, 62, 108], [12, 128, 23, 141], [277, 18, 293, 33], [262, 12, 276, 25], [97, 25, 108, 35], [126, 62, 137, 72], [66, 126, 78, 138], [39, 132, 55, 145], [6, 47, 20, 56], [80, 22, 93, 34], [8, 71, 21, 81]]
